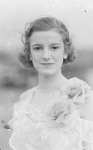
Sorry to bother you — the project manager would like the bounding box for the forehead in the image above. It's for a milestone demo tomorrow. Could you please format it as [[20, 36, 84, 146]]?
[[30, 30, 63, 44]]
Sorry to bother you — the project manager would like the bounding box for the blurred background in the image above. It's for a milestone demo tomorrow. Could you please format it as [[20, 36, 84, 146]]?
[[0, 0, 93, 149]]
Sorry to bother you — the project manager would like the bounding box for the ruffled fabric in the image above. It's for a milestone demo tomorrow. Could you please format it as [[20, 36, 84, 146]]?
[[8, 88, 36, 130], [65, 77, 92, 106], [9, 77, 93, 150]]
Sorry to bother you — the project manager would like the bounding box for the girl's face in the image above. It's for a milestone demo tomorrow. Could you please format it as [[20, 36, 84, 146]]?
[[30, 30, 67, 76]]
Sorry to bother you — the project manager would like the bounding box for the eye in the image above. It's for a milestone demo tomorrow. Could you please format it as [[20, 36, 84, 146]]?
[[33, 47, 42, 51], [51, 46, 60, 50]]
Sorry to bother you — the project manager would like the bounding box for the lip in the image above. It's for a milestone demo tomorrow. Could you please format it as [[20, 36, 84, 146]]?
[[40, 63, 54, 65], [40, 63, 54, 66]]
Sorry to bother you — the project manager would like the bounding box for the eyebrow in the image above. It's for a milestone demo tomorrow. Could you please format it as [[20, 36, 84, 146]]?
[[50, 43, 61, 46], [32, 44, 43, 47], [32, 43, 61, 47]]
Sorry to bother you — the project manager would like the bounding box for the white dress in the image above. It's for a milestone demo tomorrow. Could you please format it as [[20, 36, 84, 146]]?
[[9, 77, 93, 150]]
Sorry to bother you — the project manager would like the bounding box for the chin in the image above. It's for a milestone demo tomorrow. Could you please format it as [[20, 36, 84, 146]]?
[[39, 69, 57, 76]]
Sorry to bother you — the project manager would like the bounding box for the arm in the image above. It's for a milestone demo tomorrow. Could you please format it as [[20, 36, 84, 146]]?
[[79, 90, 93, 121], [68, 77, 93, 122], [8, 88, 32, 129]]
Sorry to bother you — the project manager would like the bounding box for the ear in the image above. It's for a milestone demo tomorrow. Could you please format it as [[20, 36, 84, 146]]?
[[30, 56, 32, 61], [63, 53, 67, 59]]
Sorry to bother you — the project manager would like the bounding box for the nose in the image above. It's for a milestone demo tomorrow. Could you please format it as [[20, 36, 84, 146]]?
[[42, 48, 51, 61]]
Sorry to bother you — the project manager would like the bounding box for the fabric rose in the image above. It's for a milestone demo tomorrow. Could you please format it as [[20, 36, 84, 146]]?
[[46, 99, 77, 128], [65, 78, 91, 106]]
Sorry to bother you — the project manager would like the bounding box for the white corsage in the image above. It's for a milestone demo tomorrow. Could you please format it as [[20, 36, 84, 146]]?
[[66, 78, 91, 106], [46, 99, 77, 128]]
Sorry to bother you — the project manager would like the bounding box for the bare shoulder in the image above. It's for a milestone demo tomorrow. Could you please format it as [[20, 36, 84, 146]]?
[[20, 86, 37, 101], [13, 86, 37, 112]]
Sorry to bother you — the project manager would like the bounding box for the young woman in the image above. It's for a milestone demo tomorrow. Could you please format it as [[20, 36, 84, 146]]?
[[9, 16, 93, 150]]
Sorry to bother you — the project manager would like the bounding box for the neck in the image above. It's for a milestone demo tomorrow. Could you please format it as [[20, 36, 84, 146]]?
[[38, 71, 67, 91]]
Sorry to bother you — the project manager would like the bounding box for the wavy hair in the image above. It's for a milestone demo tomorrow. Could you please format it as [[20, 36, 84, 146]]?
[[19, 16, 77, 68]]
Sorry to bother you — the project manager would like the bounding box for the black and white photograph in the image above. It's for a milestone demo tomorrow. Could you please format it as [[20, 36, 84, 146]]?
[[0, 0, 93, 150]]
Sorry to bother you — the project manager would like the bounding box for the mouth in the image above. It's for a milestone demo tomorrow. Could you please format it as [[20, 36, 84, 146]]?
[[41, 63, 54, 65], [40, 63, 54, 66]]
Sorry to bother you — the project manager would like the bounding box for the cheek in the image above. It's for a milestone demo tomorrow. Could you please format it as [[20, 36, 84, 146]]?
[[58, 56, 64, 65], [31, 52, 40, 62], [55, 51, 64, 62], [31, 58, 39, 70], [31, 54, 41, 69], [55, 53, 64, 67]]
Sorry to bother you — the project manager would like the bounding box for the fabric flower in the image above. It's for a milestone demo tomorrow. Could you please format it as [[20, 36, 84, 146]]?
[[46, 78, 92, 128], [47, 99, 76, 127], [65, 78, 91, 106]]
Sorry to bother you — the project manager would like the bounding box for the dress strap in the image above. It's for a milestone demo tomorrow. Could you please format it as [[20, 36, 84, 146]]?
[[23, 86, 38, 110]]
